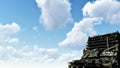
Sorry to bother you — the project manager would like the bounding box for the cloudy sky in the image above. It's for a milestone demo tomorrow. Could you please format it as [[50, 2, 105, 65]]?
[[0, 0, 120, 68]]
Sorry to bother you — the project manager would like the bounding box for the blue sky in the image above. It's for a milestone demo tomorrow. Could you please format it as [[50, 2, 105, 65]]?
[[0, 0, 120, 68]]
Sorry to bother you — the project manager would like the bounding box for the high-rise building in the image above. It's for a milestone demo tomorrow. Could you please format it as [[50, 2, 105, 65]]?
[[68, 31, 120, 68]]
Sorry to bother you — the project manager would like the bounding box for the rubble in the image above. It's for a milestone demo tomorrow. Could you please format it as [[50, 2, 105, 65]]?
[[68, 31, 120, 68]]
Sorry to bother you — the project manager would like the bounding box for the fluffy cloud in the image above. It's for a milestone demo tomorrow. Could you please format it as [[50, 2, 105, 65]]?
[[6, 38, 19, 44], [0, 46, 57, 62], [59, 0, 120, 49], [0, 23, 20, 43], [83, 0, 120, 24], [36, 0, 73, 30], [57, 51, 77, 62], [59, 18, 102, 49], [0, 45, 78, 63], [0, 23, 20, 35]]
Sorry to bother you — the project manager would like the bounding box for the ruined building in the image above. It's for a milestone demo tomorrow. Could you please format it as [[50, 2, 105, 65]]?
[[68, 31, 120, 68]]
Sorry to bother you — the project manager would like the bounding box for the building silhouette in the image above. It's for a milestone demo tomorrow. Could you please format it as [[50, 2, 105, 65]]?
[[68, 31, 120, 68]]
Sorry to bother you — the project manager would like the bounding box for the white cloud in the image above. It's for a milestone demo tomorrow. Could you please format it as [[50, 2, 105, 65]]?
[[59, 18, 102, 49], [7, 38, 19, 44], [35, 0, 73, 30], [57, 51, 77, 62], [33, 26, 39, 32], [0, 46, 55, 62], [0, 36, 4, 43], [0, 23, 20, 43], [0, 63, 67, 68], [0, 23, 20, 35], [59, 0, 120, 49], [0, 45, 80, 64], [83, 0, 120, 24]]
